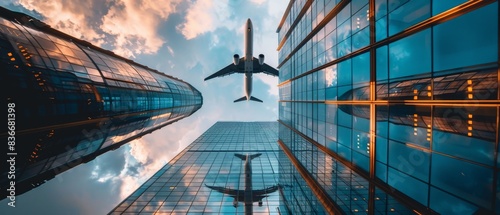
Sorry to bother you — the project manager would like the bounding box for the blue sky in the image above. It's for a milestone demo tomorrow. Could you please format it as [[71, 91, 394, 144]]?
[[0, 0, 286, 214]]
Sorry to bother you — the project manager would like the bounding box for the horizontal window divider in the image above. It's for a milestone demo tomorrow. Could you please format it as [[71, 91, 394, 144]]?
[[279, 100, 500, 106]]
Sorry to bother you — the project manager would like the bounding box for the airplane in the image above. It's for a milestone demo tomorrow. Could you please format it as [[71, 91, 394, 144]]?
[[204, 18, 279, 103], [205, 153, 280, 214]]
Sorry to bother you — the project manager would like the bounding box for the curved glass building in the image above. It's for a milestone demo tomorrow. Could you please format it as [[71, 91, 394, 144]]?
[[0, 7, 202, 198]]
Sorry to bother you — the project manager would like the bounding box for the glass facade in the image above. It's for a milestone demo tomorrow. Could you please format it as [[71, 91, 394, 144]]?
[[0, 7, 202, 198], [109, 122, 282, 214], [277, 0, 499, 214]]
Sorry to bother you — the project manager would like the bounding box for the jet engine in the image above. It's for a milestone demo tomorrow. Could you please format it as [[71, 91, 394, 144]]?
[[233, 199, 239, 207], [233, 54, 240, 65], [258, 54, 264, 65]]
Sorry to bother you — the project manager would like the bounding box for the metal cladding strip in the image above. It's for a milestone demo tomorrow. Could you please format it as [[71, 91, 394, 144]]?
[[277, 0, 496, 86], [278, 120, 439, 215], [277, 139, 343, 215]]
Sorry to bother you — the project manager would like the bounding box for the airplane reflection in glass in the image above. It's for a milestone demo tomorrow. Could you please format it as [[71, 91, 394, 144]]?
[[205, 153, 280, 214], [204, 19, 279, 103]]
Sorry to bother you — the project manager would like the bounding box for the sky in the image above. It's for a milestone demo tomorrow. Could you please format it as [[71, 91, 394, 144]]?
[[0, 0, 287, 214]]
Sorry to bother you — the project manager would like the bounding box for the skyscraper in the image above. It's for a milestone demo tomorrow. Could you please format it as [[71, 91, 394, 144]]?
[[0, 7, 202, 198], [277, 0, 498, 214], [109, 122, 281, 214]]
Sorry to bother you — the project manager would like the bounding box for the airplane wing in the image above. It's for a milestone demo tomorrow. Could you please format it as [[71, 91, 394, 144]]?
[[205, 184, 241, 196], [252, 185, 280, 196], [252, 58, 279, 77], [204, 59, 245, 81]]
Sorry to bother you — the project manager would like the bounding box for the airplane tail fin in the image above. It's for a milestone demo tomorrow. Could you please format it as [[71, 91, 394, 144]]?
[[233, 96, 247, 103], [250, 96, 263, 102], [234, 153, 262, 160]]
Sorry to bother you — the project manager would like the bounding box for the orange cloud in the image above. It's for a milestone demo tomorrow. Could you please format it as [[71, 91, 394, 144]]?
[[16, 0, 182, 58]]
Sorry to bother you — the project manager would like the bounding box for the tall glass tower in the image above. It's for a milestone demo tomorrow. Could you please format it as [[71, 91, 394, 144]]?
[[277, 0, 498, 214], [0, 7, 202, 198], [109, 122, 281, 214]]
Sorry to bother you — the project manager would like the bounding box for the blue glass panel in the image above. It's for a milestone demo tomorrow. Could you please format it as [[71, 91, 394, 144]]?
[[352, 151, 369, 172], [376, 161, 387, 182], [389, 29, 431, 79], [430, 187, 478, 215], [376, 137, 388, 164], [433, 131, 494, 166], [432, 0, 467, 15], [352, 5, 369, 35], [325, 64, 337, 87], [337, 37, 352, 57], [353, 110, 369, 132], [338, 141, 352, 161], [352, 27, 370, 52], [388, 140, 430, 182], [375, 17, 387, 42], [375, 46, 388, 83], [351, 0, 368, 14], [338, 85, 352, 100], [338, 126, 352, 147], [433, 3, 498, 72], [326, 137, 337, 152], [388, 0, 430, 36], [352, 52, 370, 84], [326, 87, 337, 100], [388, 167, 428, 205], [337, 3, 351, 24], [431, 153, 493, 209], [338, 59, 352, 86], [375, 0, 387, 20], [338, 106, 352, 127]]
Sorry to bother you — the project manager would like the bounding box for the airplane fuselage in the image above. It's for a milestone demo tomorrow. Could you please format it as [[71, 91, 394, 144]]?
[[243, 154, 253, 213], [243, 19, 253, 101]]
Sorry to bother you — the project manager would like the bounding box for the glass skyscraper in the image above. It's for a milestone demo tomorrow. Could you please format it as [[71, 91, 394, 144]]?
[[0, 7, 202, 198], [109, 122, 281, 214], [277, 0, 498, 214]]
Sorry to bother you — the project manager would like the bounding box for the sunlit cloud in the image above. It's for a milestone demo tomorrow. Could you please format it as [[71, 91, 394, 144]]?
[[177, 0, 239, 40], [14, 0, 182, 58], [250, 0, 267, 5], [16, 0, 105, 46]]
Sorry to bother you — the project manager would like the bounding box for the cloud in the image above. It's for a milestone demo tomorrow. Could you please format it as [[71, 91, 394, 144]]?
[[250, 0, 267, 5], [177, 0, 239, 40], [14, 0, 182, 58], [15, 0, 105, 45]]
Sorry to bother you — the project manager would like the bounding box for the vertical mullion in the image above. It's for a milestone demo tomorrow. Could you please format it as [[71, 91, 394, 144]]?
[[368, 0, 377, 214]]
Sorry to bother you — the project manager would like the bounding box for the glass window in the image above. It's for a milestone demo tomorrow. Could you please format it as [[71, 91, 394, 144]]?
[[388, 0, 430, 36], [352, 52, 370, 84], [388, 140, 430, 182], [388, 167, 428, 205], [433, 3, 498, 72], [431, 153, 493, 209], [432, 107, 496, 166], [376, 46, 388, 82], [432, 0, 467, 15], [389, 29, 431, 79], [338, 59, 351, 86], [430, 187, 479, 215]]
